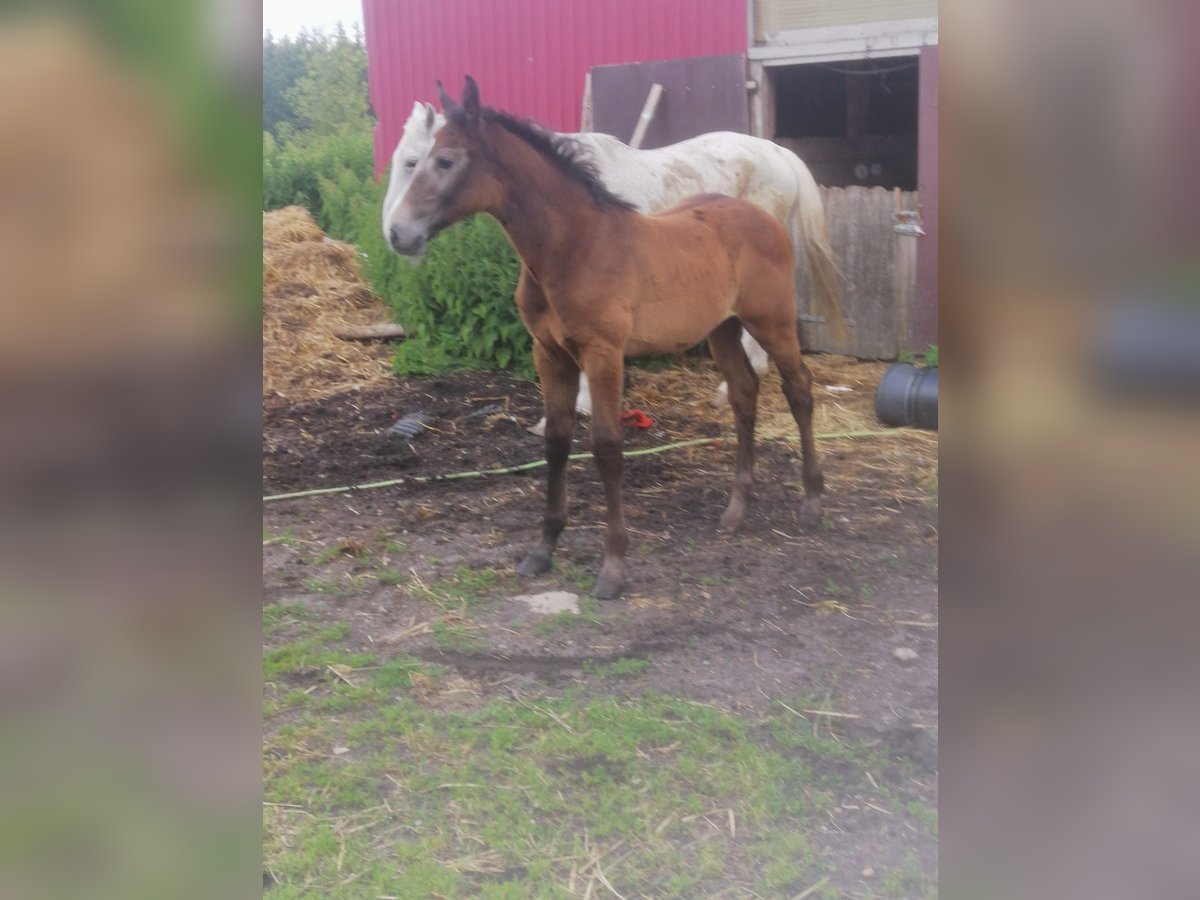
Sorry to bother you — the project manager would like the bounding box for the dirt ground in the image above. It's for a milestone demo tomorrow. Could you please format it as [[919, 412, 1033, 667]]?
[[263, 356, 938, 894]]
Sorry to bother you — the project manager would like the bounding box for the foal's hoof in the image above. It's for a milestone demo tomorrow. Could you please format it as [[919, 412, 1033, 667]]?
[[592, 557, 625, 600], [718, 507, 745, 533], [592, 575, 623, 601], [798, 497, 823, 529], [516, 547, 552, 577]]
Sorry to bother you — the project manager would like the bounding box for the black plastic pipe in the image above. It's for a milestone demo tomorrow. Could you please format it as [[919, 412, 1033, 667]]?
[[874, 362, 938, 430]]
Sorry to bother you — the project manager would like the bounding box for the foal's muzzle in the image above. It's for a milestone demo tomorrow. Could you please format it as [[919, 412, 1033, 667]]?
[[388, 225, 426, 257]]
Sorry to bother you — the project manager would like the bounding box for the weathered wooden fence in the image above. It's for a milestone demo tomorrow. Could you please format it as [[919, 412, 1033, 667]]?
[[796, 186, 920, 360]]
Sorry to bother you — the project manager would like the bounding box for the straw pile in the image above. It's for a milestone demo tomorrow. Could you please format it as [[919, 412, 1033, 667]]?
[[625, 353, 891, 441], [626, 352, 937, 500], [263, 206, 395, 408]]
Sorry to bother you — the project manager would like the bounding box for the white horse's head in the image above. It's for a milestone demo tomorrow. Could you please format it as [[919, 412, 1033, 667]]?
[[381, 100, 446, 251]]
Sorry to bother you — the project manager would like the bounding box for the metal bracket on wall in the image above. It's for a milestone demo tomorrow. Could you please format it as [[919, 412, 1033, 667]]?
[[895, 213, 925, 237]]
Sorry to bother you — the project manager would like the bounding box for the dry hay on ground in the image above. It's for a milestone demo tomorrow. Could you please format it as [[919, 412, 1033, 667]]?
[[625, 352, 937, 495], [625, 353, 890, 441], [263, 206, 394, 409]]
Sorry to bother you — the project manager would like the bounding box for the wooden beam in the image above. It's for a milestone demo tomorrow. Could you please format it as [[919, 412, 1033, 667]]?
[[628, 83, 663, 149], [580, 71, 594, 132], [332, 324, 407, 342], [893, 201, 923, 355]]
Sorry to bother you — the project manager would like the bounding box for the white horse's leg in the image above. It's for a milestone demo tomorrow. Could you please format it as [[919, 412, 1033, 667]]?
[[712, 331, 770, 407], [528, 375, 593, 436], [743, 332, 770, 376], [575, 375, 593, 415]]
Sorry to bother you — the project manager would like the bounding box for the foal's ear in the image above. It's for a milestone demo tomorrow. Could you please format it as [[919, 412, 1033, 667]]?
[[436, 80, 457, 114], [462, 75, 480, 122], [422, 101, 436, 130]]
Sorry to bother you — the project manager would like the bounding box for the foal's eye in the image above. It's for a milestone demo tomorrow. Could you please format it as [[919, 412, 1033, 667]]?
[[404, 159, 418, 171], [435, 156, 454, 171]]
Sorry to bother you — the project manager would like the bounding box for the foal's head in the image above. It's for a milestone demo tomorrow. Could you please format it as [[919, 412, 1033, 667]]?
[[386, 76, 634, 256], [385, 77, 499, 256]]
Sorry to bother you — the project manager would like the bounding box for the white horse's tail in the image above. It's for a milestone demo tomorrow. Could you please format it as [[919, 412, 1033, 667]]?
[[784, 150, 848, 345]]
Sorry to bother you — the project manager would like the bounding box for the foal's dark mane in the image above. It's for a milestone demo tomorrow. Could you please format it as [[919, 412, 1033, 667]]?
[[449, 105, 636, 211]]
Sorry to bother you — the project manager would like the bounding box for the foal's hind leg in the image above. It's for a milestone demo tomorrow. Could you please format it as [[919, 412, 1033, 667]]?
[[707, 318, 760, 532], [517, 341, 579, 577], [740, 320, 824, 527], [579, 346, 628, 600]]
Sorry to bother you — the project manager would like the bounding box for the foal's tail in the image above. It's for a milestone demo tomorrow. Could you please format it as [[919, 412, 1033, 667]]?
[[783, 149, 848, 345]]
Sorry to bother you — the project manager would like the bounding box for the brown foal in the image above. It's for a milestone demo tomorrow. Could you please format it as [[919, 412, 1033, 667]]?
[[389, 77, 824, 599]]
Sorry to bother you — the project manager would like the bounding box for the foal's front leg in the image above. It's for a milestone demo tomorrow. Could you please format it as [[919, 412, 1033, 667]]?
[[581, 349, 628, 600], [517, 341, 579, 577]]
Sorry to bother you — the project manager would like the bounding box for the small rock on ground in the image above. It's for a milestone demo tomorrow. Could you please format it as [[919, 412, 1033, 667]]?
[[513, 591, 580, 615]]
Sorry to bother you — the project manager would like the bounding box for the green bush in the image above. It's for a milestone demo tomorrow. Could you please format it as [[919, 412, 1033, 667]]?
[[262, 129, 374, 231], [264, 132, 532, 375], [316, 163, 531, 376], [386, 217, 531, 377], [899, 344, 938, 368]]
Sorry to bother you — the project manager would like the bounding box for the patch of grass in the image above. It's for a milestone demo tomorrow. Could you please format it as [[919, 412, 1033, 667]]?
[[311, 540, 371, 567], [533, 597, 605, 636], [262, 602, 318, 636], [263, 622, 355, 681], [299, 574, 372, 597], [904, 798, 939, 833], [412, 565, 508, 610], [923, 473, 939, 507], [378, 535, 406, 556], [560, 563, 593, 593], [263, 527, 300, 547], [823, 577, 851, 600], [431, 619, 484, 653], [264, 692, 908, 897], [375, 566, 408, 587], [311, 545, 342, 566], [298, 576, 339, 596], [584, 657, 650, 678], [441, 565, 503, 606], [751, 830, 824, 895], [869, 850, 934, 899], [873, 546, 909, 571], [311, 684, 376, 712], [370, 655, 430, 691]]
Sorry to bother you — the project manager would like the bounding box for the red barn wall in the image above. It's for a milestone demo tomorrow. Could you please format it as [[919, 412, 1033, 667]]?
[[364, 0, 747, 174]]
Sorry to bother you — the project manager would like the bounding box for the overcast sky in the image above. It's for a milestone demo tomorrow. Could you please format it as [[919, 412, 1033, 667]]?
[[263, 0, 364, 39]]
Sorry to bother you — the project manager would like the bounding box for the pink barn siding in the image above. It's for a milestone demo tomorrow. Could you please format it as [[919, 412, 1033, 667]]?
[[364, 0, 747, 175]]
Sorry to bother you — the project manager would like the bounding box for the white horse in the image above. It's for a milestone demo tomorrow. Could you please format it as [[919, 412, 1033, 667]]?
[[383, 101, 842, 428]]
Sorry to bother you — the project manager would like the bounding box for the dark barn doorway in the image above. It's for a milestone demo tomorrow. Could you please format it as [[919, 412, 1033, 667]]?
[[770, 57, 919, 190]]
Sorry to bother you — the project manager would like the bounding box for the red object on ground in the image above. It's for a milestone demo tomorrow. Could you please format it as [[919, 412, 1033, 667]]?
[[621, 409, 653, 429]]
